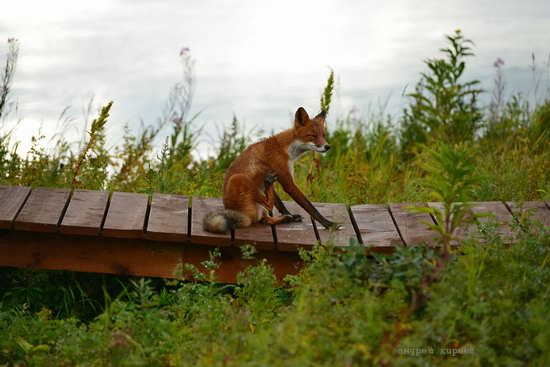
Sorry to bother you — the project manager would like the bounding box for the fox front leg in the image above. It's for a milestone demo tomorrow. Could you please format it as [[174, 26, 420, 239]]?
[[273, 190, 303, 222], [277, 175, 340, 229], [264, 170, 302, 222]]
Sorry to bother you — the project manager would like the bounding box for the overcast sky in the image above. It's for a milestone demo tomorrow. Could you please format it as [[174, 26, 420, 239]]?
[[2, 0, 549, 156]]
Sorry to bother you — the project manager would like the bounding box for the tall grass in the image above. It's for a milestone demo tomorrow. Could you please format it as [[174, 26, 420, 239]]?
[[1, 32, 549, 203]]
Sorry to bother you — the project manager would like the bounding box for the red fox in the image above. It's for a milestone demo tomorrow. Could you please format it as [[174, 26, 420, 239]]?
[[203, 107, 340, 234]]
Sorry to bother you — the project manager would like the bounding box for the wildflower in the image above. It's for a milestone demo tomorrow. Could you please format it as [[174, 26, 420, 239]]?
[[180, 47, 190, 56]]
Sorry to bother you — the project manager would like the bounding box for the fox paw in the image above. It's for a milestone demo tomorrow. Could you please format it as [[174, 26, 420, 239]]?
[[323, 221, 342, 230], [283, 214, 294, 223], [291, 214, 303, 222], [264, 170, 278, 185]]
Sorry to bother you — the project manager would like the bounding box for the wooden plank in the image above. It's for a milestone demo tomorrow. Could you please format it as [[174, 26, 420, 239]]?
[[309, 202, 358, 247], [469, 202, 516, 237], [0, 232, 302, 282], [190, 197, 231, 246], [506, 201, 550, 230], [14, 188, 71, 233], [0, 185, 31, 229], [350, 204, 402, 251], [102, 192, 148, 238], [60, 190, 109, 236], [429, 201, 516, 242], [389, 203, 438, 246], [146, 193, 189, 242], [274, 201, 318, 251], [234, 222, 276, 251]]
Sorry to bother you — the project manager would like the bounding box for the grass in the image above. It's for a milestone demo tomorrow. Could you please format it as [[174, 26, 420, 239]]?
[[0, 31, 549, 366]]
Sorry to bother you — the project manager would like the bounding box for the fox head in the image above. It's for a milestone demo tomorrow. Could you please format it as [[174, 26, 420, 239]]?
[[293, 107, 330, 153]]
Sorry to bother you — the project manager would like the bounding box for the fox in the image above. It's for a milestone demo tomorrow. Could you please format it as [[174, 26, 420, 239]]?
[[203, 106, 341, 234]]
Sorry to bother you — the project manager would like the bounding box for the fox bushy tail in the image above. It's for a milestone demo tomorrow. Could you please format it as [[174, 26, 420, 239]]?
[[202, 209, 251, 234]]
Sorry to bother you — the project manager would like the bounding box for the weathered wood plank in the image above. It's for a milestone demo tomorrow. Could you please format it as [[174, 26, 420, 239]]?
[[102, 192, 148, 238], [389, 203, 438, 246], [234, 222, 276, 251], [312, 202, 359, 247], [429, 201, 516, 242], [60, 190, 109, 236], [506, 201, 550, 229], [190, 197, 231, 246], [274, 201, 318, 251], [468, 202, 516, 239], [14, 188, 71, 233], [0, 232, 302, 282], [146, 193, 189, 242], [350, 204, 402, 250], [0, 185, 31, 229]]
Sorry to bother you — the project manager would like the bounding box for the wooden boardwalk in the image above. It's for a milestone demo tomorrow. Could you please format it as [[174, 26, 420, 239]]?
[[1, 185, 549, 282]]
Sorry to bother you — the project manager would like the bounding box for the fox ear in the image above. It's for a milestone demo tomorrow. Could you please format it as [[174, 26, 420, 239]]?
[[315, 110, 327, 120], [294, 107, 310, 126]]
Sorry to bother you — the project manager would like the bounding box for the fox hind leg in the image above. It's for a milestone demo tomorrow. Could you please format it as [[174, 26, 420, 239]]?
[[264, 170, 277, 188], [224, 174, 265, 223], [224, 171, 289, 225], [263, 170, 278, 211], [262, 213, 293, 225], [260, 170, 293, 225]]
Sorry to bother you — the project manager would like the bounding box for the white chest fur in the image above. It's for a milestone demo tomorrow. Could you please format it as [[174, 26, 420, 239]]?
[[288, 139, 307, 177]]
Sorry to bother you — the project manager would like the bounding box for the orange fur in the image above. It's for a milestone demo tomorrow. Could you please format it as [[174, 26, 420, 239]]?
[[203, 107, 338, 234]]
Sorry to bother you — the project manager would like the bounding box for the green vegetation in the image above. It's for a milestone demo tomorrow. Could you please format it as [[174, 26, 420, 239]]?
[[1, 31, 549, 365]]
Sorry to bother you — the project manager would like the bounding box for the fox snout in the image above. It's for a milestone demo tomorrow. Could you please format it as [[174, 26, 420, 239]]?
[[312, 143, 330, 153]]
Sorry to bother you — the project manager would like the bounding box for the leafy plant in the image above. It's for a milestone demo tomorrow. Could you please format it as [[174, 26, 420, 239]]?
[[306, 69, 336, 192], [0, 38, 19, 120], [71, 101, 112, 189], [320, 68, 334, 115], [400, 30, 483, 159], [409, 142, 481, 253]]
